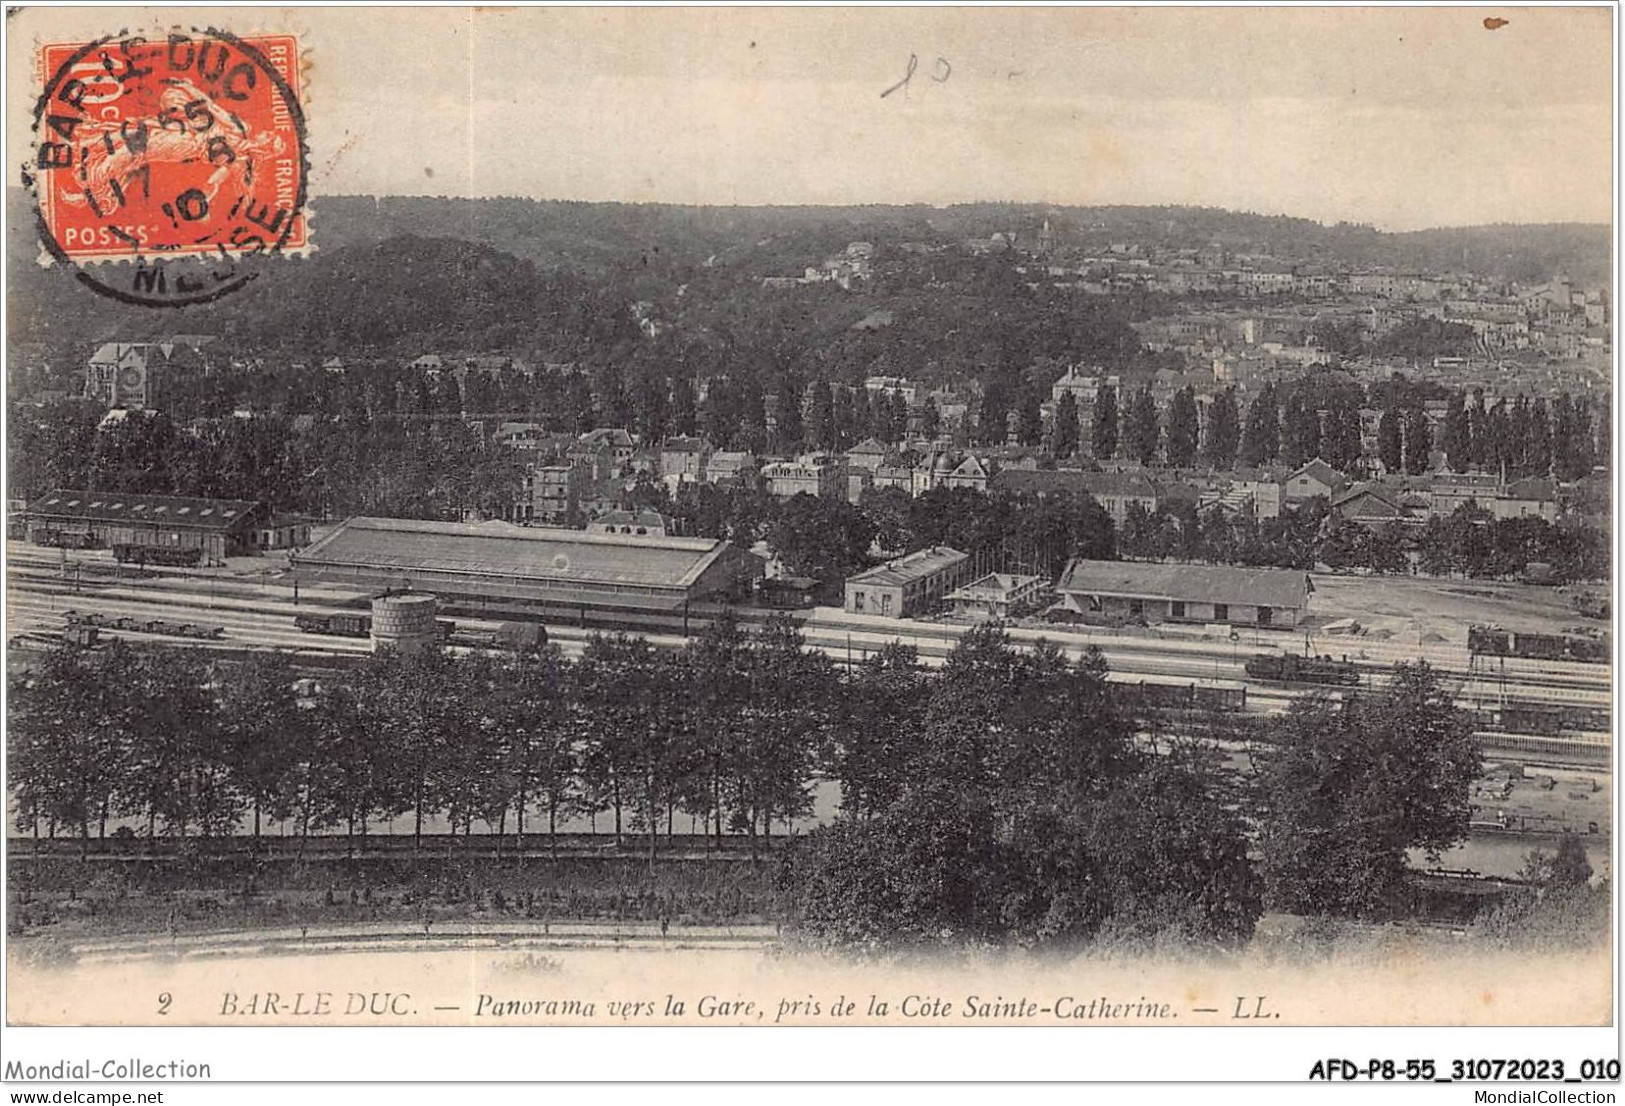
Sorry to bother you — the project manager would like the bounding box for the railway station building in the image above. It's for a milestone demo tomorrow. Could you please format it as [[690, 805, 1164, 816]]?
[[23, 489, 266, 564], [844, 545, 972, 619], [290, 516, 763, 612], [1056, 559, 1312, 628]]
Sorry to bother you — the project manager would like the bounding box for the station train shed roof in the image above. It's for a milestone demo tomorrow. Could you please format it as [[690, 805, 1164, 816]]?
[[291, 516, 757, 608]]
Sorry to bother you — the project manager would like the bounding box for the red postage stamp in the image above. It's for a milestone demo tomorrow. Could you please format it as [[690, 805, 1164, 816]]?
[[26, 29, 310, 306]]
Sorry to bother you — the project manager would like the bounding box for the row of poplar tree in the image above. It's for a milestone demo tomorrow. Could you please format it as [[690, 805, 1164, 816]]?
[[1063, 384, 1601, 480], [11, 617, 1482, 950], [10, 616, 835, 862]]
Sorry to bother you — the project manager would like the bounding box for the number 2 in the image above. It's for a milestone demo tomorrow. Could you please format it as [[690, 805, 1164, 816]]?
[[157, 992, 172, 1016]]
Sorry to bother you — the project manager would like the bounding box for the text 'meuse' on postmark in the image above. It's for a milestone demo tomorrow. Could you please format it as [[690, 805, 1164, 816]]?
[[25, 28, 309, 308]]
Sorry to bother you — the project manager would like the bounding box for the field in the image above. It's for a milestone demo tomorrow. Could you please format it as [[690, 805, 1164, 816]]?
[[1309, 574, 1606, 644]]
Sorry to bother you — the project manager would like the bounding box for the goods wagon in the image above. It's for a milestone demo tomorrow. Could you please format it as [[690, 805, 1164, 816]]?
[[294, 612, 372, 637], [1485, 704, 1612, 736], [1124, 681, 1248, 713], [112, 543, 203, 567], [1468, 625, 1608, 665]]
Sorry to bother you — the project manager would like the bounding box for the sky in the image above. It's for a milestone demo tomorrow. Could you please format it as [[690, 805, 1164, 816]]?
[[7, 5, 1614, 231]]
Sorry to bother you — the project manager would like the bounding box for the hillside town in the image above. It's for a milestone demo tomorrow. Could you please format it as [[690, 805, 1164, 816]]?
[[4, 7, 1618, 1089], [13, 219, 1608, 605], [3, 87, 1617, 995]]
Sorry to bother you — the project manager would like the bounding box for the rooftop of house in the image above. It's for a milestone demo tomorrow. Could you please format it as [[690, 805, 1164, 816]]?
[[593, 508, 670, 530], [763, 456, 836, 472], [87, 343, 150, 367], [989, 469, 1091, 497], [946, 572, 1044, 602], [496, 422, 548, 438], [1504, 477, 1558, 502], [1287, 458, 1348, 489], [1332, 482, 1405, 513], [1084, 471, 1160, 498]]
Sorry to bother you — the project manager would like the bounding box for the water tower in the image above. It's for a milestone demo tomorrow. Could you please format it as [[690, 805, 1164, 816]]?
[[370, 593, 439, 654]]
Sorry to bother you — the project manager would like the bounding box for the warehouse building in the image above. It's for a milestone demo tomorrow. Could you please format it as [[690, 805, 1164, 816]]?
[[24, 489, 266, 564], [291, 516, 762, 610], [255, 514, 316, 551], [1056, 559, 1312, 628], [844, 546, 971, 619]]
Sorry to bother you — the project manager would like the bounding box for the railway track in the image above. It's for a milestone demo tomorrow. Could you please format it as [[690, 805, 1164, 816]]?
[[7, 552, 1612, 736]]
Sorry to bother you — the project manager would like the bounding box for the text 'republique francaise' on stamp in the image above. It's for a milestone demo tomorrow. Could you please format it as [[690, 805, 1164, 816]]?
[[24, 28, 311, 307]]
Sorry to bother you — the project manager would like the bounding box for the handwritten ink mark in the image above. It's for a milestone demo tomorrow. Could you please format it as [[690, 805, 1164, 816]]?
[[882, 54, 950, 99], [881, 53, 918, 98]]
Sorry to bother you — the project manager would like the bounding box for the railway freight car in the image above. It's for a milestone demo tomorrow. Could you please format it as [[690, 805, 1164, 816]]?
[[63, 610, 223, 639], [1122, 681, 1249, 713], [112, 543, 204, 567], [295, 612, 372, 637], [63, 624, 101, 647], [32, 529, 100, 550], [1466, 625, 1511, 656], [1468, 625, 1609, 665], [1484, 704, 1612, 736]]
